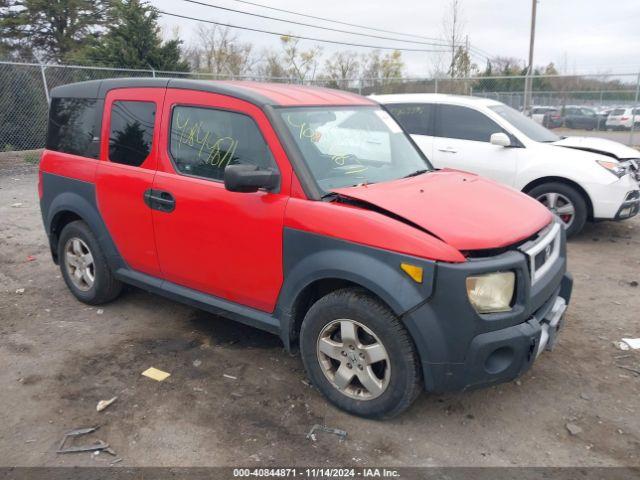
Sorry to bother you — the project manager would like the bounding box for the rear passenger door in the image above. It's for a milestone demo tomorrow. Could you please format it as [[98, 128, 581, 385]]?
[[95, 88, 165, 277], [431, 104, 519, 186], [385, 103, 435, 159], [150, 89, 291, 313]]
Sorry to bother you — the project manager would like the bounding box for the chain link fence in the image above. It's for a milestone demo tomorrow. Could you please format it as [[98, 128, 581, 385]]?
[[1, 60, 639, 151]]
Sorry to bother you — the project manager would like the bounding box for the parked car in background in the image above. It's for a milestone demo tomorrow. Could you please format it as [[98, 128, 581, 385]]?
[[374, 94, 640, 237], [595, 107, 613, 131], [561, 106, 598, 130], [531, 106, 562, 129], [605, 107, 640, 130], [40, 79, 573, 418]]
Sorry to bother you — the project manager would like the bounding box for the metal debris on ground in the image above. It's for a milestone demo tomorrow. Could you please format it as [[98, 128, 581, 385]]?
[[15, 288, 25, 294], [110, 458, 123, 466], [223, 374, 237, 380], [10, 203, 23, 208], [617, 365, 640, 376], [57, 426, 110, 454], [141, 367, 171, 382], [614, 341, 631, 351], [306, 424, 348, 442], [96, 396, 118, 412]]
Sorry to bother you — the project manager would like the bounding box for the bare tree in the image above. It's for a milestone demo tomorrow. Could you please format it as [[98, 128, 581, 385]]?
[[255, 48, 287, 79], [184, 25, 255, 78], [279, 35, 322, 83], [324, 51, 360, 89], [442, 0, 465, 78]]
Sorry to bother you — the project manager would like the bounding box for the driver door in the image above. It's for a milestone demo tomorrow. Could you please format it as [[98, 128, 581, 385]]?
[[151, 90, 292, 312]]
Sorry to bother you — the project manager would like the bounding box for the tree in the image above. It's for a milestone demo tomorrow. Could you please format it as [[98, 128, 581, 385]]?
[[81, 0, 189, 71], [279, 36, 321, 82], [184, 25, 254, 77], [0, 0, 108, 62], [323, 50, 360, 89], [255, 48, 287, 79], [442, 0, 465, 78], [361, 50, 404, 87]]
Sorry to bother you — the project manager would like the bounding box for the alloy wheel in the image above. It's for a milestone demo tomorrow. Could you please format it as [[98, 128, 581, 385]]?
[[64, 237, 95, 291], [316, 319, 391, 400], [536, 192, 576, 228]]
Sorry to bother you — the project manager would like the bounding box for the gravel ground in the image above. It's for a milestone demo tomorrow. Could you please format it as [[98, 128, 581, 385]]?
[[1, 157, 639, 468]]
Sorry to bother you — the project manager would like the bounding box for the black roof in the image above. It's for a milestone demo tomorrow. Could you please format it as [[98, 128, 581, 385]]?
[[50, 78, 274, 107]]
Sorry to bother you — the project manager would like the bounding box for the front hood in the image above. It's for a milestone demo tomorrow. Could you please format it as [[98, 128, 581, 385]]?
[[553, 136, 640, 160], [332, 170, 552, 251]]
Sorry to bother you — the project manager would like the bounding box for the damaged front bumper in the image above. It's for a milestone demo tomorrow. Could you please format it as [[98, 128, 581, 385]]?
[[401, 219, 573, 393]]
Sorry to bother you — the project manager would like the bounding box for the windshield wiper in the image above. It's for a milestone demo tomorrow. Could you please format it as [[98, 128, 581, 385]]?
[[402, 169, 429, 179]]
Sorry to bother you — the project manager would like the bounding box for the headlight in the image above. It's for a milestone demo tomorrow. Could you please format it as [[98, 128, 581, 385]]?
[[466, 272, 515, 314], [596, 160, 627, 178]]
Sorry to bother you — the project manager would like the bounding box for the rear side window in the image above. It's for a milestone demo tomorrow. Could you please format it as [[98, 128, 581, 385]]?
[[611, 109, 625, 115], [385, 104, 434, 136], [46, 97, 99, 158], [169, 106, 276, 181], [109, 101, 156, 167], [436, 105, 502, 142]]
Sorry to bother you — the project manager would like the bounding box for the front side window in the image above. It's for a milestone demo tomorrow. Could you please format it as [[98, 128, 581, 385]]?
[[169, 106, 275, 181], [278, 106, 431, 193], [385, 103, 435, 136], [109, 101, 156, 166], [46, 97, 99, 158], [436, 105, 503, 142], [489, 104, 560, 143]]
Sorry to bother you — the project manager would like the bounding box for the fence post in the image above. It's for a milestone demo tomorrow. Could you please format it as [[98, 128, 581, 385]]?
[[629, 71, 640, 147], [434, 77, 438, 94], [39, 62, 50, 104]]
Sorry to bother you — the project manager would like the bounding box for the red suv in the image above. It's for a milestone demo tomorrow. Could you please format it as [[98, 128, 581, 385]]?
[[39, 79, 572, 418]]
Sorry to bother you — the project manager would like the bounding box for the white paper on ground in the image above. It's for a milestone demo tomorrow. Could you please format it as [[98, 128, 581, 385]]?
[[621, 338, 640, 349]]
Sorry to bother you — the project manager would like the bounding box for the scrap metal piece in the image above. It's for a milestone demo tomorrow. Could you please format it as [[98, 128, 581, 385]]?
[[57, 426, 110, 454], [306, 424, 347, 441]]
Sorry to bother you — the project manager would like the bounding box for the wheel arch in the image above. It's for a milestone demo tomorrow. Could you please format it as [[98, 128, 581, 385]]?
[[285, 277, 396, 350], [522, 176, 594, 220]]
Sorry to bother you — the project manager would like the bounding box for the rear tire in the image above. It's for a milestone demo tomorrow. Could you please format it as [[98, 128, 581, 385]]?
[[528, 182, 587, 237], [58, 220, 122, 305], [300, 288, 422, 419]]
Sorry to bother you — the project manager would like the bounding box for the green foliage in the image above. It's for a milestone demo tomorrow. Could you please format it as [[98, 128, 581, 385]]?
[[23, 150, 40, 164], [80, 0, 189, 71], [0, 0, 108, 62]]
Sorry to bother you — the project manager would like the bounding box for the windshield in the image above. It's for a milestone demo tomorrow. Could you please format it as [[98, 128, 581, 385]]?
[[489, 104, 560, 143], [277, 106, 431, 193]]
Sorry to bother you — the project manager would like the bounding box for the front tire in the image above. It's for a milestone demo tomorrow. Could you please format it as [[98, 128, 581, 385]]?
[[528, 182, 587, 237], [300, 288, 422, 419], [58, 220, 122, 305]]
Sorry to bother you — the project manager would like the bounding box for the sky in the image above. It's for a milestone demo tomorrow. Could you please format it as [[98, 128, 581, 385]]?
[[152, 0, 640, 77]]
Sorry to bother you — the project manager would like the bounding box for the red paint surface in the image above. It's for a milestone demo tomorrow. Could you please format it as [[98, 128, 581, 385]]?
[[333, 169, 552, 251], [40, 150, 98, 182], [285, 198, 465, 263]]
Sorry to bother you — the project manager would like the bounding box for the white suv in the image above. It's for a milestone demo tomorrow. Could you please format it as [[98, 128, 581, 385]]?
[[372, 94, 639, 236], [605, 107, 640, 131]]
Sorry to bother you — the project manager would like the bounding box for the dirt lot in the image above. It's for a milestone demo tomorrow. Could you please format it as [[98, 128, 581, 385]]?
[[1, 156, 639, 468]]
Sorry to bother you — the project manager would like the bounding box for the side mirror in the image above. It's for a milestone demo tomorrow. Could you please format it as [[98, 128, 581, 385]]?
[[224, 164, 279, 193], [490, 132, 511, 147]]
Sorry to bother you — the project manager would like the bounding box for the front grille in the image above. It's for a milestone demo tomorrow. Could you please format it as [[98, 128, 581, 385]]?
[[520, 221, 562, 285]]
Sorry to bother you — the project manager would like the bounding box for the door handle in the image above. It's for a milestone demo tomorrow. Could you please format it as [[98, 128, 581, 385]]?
[[437, 147, 458, 153], [144, 189, 176, 213]]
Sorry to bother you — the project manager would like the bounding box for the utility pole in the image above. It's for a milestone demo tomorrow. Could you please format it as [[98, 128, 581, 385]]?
[[523, 0, 538, 114]]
